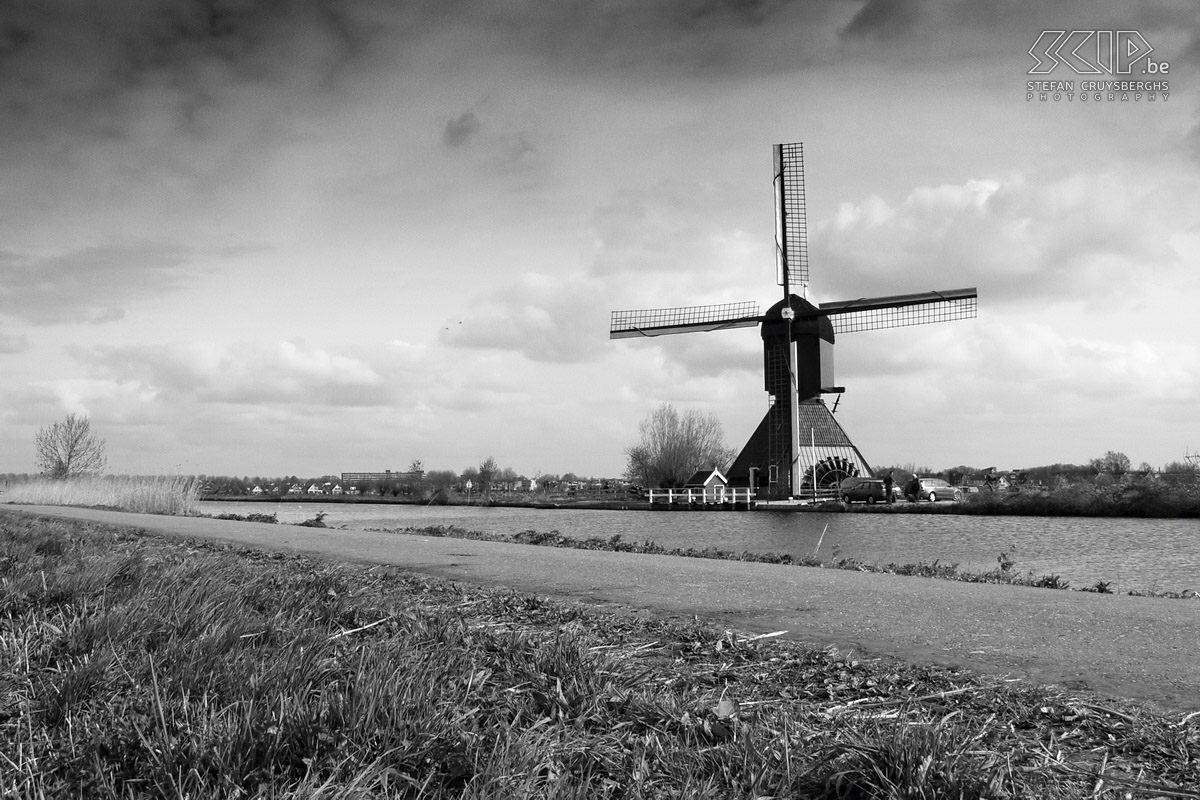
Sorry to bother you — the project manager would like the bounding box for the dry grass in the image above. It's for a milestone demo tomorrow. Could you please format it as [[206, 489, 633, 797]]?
[[2, 474, 201, 516], [2, 509, 1198, 798]]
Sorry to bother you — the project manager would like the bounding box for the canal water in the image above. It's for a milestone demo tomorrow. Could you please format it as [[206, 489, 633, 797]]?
[[198, 501, 1200, 594]]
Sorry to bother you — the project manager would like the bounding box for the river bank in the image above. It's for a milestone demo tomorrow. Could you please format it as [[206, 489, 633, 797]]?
[[4, 508, 1198, 798], [361, 523, 1199, 599], [196, 498, 1200, 594], [202, 480, 1200, 518]]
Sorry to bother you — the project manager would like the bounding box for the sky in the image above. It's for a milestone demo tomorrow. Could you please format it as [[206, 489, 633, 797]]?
[[2, 0, 1198, 479]]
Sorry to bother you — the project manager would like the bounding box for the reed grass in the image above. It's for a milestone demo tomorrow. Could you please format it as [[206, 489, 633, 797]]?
[[3, 509, 1197, 798], [2, 474, 201, 516]]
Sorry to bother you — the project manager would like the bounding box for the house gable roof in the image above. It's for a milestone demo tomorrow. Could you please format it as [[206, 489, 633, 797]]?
[[685, 468, 728, 487]]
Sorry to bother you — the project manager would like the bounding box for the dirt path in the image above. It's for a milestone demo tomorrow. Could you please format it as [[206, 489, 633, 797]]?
[[8, 504, 1199, 712]]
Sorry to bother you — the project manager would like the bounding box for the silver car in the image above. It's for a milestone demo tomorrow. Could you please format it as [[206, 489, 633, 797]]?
[[918, 477, 963, 502]]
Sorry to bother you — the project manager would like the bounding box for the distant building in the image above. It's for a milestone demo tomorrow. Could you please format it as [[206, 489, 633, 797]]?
[[340, 470, 422, 483]]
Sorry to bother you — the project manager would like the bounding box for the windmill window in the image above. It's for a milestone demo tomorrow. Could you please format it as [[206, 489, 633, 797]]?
[[768, 465, 779, 484]]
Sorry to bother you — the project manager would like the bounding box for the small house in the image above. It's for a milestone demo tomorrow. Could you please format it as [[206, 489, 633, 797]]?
[[683, 468, 729, 502]]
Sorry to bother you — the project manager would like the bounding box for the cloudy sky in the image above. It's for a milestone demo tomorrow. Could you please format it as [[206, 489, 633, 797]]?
[[2, 0, 1197, 479]]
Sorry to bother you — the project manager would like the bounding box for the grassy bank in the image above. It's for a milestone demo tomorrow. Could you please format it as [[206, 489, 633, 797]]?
[[375, 525, 1200, 599], [2, 474, 201, 516], [3, 510, 1198, 798], [956, 480, 1200, 518]]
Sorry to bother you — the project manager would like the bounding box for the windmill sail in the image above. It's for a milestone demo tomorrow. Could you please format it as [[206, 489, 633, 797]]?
[[773, 142, 809, 295], [821, 287, 977, 334], [609, 301, 760, 339]]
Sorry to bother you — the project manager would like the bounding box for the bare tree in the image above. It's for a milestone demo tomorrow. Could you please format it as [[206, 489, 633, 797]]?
[[35, 414, 107, 478], [478, 456, 498, 496], [425, 470, 457, 492], [1090, 451, 1131, 477], [624, 403, 736, 488]]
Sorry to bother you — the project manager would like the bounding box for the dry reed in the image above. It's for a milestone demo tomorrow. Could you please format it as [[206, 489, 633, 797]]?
[[2, 474, 201, 516]]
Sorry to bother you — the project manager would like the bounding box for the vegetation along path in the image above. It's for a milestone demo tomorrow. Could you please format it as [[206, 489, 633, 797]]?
[[9, 504, 1200, 713]]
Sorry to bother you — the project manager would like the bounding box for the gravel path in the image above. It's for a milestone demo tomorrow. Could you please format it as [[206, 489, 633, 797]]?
[[8, 504, 1199, 712]]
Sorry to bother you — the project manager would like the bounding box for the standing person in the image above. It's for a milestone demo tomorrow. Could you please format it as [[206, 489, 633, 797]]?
[[882, 471, 895, 504]]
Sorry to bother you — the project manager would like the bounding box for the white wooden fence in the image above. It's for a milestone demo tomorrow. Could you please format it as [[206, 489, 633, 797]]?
[[647, 487, 755, 505]]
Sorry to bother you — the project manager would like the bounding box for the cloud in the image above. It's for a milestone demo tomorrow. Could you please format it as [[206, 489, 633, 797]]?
[[588, 185, 766, 282], [0, 243, 194, 325], [841, 0, 925, 40], [1188, 123, 1200, 165], [443, 111, 480, 147], [70, 340, 394, 408], [438, 272, 611, 363], [0, 328, 29, 354], [439, 177, 775, 366], [811, 170, 1191, 309], [0, 20, 34, 57]]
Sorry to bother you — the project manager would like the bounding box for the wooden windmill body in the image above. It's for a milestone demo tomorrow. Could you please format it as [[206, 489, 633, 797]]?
[[610, 143, 978, 500]]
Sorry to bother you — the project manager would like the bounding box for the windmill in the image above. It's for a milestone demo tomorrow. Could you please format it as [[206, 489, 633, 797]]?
[[610, 143, 978, 501]]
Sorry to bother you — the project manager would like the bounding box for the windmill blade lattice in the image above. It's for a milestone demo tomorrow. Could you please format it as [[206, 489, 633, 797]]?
[[822, 288, 977, 334], [774, 142, 809, 294], [609, 301, 761, 339]]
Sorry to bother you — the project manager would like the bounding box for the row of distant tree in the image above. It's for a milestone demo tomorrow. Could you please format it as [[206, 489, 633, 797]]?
[[194, 458, 602, 498], [5, 415, 610, 496], [875, 451, 1200, 487]]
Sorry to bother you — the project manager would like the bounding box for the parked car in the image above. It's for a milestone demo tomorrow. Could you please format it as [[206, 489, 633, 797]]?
[[918, 477, 963, 502], [839, 477, 888, 505]]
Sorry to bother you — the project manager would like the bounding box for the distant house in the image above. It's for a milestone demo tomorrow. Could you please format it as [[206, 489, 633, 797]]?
[[307, 484, 324, 495], [288, 484, 304, 495], [251, 485, 264, 495], [331, 484, 343, 495], [683, 468, 729, 502]]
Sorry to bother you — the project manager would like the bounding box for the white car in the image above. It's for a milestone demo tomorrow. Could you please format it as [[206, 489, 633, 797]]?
[[917, 477, 963, 502]]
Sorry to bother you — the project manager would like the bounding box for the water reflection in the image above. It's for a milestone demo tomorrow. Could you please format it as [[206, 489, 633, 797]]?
[[199, 501, 1200, 593]]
